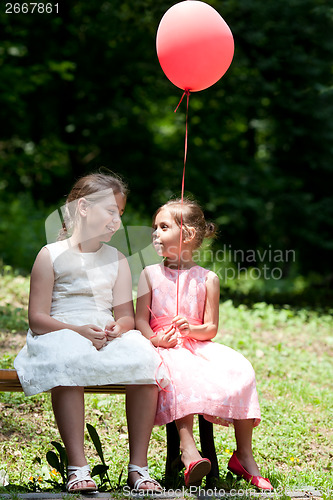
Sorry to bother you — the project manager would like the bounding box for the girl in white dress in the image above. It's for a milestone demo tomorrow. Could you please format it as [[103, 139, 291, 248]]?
[[14, 172, 168, 493]]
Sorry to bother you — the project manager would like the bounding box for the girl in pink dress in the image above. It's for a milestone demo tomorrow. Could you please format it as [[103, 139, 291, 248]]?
[[136, 198, 273, 490]]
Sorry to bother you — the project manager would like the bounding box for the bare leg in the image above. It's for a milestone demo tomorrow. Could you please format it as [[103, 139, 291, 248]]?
[[176, 415, 202, 469], [126, 384, 160, 490], [51, 386, 95, 490], [233, 419, 260, 476]]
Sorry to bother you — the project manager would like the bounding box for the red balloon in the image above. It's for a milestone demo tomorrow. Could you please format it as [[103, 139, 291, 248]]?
[[156, 0, 234, 92]]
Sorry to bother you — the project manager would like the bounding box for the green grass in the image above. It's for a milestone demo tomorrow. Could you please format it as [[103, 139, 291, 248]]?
[[0, 266, 29, 333], [0, 268, 332, 497]]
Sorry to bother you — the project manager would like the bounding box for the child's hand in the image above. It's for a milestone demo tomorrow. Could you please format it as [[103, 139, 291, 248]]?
[[152, 326, 178, 348], [105, 321, 122, 341], [172, 315, 191, 335], [76, 324, 107, 350]]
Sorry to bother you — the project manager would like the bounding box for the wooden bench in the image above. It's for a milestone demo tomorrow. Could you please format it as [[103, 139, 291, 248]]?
[[0, 368, 219, 486]]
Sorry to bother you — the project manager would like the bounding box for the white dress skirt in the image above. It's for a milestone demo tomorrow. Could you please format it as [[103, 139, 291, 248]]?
[[14, 241, 169, 396]]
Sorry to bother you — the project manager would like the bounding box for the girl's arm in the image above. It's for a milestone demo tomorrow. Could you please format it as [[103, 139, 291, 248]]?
[[28, 247, 57, 334], [106, 252, 135, 338], [135, 269, 177, 348], [135, 269, 154, 339], [28, 248, 105, 349], [173, 271, 220, 341]]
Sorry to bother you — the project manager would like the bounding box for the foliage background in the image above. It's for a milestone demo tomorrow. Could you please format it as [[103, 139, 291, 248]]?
[[0, 0, 332, 302]]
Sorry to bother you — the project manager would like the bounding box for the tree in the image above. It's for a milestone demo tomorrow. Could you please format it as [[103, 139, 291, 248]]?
[[0, 0, 332, 279]]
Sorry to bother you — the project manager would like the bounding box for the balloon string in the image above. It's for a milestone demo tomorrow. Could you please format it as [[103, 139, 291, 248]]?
[[174, 90, 190, 315], [174, 89, 189, 113]]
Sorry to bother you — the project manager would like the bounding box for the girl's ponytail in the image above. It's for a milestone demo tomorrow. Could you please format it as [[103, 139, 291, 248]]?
[[205, 222, 217, 239], [57, 222, 68, 241]]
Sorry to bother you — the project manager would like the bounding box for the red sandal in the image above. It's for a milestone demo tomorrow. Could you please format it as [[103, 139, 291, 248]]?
[[228, 453, 273, 491], [184, 458, 211, 487]]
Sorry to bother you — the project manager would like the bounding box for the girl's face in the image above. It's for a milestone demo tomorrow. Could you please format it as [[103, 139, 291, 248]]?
[[152, 208, 181, 258], [82, 192, 126, 242]]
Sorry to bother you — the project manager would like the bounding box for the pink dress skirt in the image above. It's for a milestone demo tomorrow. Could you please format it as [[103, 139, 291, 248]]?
[[146, 263, 261, 427]]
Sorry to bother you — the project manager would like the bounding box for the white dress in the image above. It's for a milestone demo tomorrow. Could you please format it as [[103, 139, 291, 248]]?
[[14, 240, 169, 396]]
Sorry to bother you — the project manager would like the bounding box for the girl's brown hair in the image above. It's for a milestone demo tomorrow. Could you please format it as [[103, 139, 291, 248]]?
[[153, 198, 216, 249], [58, 171, 128, 240]]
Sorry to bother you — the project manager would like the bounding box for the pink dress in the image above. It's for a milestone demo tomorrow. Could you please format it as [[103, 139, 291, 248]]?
[[146, 263, 261, 427]]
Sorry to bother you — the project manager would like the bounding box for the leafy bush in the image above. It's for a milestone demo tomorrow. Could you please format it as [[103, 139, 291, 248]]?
[[0, 194, 49, 272]]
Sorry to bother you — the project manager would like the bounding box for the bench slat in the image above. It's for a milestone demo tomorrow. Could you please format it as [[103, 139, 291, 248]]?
[[0, 369, 19, 381], [0, 369, 126, 394]]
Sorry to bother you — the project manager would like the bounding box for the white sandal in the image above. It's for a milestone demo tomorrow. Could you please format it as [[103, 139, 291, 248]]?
[[67, 464, 98, 493], [127, 464, 162, 491]]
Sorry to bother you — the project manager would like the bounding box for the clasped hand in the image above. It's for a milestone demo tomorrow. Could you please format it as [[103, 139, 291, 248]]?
[[153, 315, 191, 348], [76, 324, 106, 350], [172, 315, 191, 334], [104, 321, 122, 341], [76, 321, 122, 350]]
